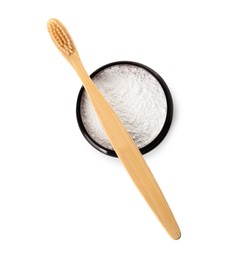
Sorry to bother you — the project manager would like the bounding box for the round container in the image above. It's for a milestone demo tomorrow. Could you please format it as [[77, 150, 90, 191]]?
[[76, 61, 173, 157]]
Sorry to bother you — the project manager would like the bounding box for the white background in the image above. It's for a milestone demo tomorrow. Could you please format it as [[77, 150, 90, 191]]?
[[0, 0, 241, 259]]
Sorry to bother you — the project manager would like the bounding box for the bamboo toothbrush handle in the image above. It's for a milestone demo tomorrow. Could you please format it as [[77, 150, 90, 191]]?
[[47, 18, 180, 239], [70, 54, 181, 240]]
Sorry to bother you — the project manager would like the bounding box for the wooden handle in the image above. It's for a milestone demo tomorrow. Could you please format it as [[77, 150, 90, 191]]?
[[47, 18, 180, 239], [70, 53, 181, 240]]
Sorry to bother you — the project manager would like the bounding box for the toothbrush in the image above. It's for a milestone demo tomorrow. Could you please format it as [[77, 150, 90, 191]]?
[[47, 18, 181, 240]]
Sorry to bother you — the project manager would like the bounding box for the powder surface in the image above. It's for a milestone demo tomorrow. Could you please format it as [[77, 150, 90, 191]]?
[[80, 64, 167, 150]]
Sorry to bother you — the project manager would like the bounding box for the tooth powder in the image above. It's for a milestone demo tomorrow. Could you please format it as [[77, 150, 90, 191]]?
[[80, 64, 168, 151]]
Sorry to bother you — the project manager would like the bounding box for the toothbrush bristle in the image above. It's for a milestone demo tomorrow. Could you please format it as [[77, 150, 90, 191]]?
[[48, 19, 74, 56]]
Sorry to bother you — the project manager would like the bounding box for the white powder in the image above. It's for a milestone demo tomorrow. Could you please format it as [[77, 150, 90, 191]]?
[[80, 64, 167, 150]]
